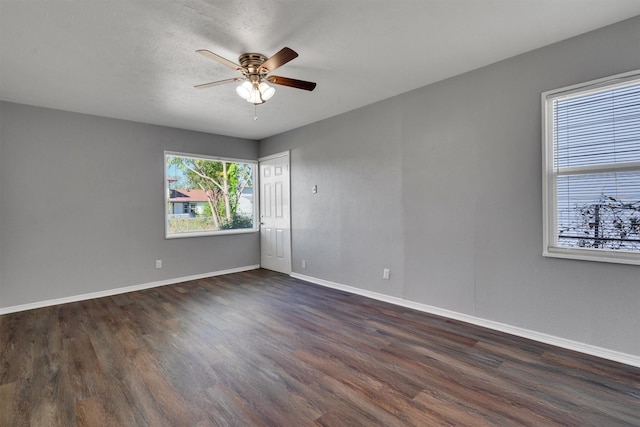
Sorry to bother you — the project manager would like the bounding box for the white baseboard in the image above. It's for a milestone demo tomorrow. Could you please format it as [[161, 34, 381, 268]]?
[[0, 265, 260, 315], [291, 272, 640, 369]]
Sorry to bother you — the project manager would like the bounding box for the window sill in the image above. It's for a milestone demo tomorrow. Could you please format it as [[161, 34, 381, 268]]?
[[165, 228, 259, 239], [543, 246, 640, 266]]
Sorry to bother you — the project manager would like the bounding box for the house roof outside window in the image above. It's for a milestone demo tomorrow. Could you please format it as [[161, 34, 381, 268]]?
[[168, 189, 209, 203]]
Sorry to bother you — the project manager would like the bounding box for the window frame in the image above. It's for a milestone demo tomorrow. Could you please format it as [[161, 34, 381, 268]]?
[[164, 151, 259, 239], [542, 69, 640, 265]]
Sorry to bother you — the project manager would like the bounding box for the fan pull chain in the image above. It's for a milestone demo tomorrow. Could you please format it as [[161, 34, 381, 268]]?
[[254, 104, 258, 121]]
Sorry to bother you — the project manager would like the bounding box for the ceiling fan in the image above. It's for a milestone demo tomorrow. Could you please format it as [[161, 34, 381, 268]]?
[[195, 47, 317, 105]]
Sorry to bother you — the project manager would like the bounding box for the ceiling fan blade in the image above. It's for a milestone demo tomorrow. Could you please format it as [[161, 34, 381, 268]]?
[[194, 77, 243, 89], [196, 49, 241, 70], [267, 75, 316, 91], [261, 47, 298, 72]]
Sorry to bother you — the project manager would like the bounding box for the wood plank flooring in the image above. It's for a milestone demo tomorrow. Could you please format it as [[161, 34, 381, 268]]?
[[1, 269, 639, 426]]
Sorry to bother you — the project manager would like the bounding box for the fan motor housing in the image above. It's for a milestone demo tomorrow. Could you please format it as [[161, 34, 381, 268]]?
[[238, 53, 268, 75]]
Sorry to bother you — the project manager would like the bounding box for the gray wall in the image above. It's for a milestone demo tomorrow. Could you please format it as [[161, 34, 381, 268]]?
[[0, 103, 260, 308], [260, 17, 640, 357]]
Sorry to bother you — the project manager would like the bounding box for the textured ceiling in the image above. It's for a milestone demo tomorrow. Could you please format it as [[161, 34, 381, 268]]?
[[2, 1, 640, 140]]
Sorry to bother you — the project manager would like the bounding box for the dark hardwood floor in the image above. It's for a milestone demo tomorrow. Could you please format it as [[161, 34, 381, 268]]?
[[1, 269, 639, 426]]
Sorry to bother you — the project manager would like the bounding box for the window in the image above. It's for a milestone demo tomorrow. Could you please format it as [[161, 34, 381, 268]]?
[[542, 70, 640, 265], [165, 151, 258, 238]]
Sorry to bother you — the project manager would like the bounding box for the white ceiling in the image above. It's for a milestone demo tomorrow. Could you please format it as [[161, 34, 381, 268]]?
[[2, 1, 640, 140]]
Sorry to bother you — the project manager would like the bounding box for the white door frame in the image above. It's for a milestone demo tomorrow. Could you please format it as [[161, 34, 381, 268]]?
[[258, 151, 292, 274]]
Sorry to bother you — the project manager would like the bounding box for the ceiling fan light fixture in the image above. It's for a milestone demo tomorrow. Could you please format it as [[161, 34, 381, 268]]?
[[236, 81, 253, 100], [247, 86, 264, 104], [237, 80, 275, 104], [259, 82, 275, 100]]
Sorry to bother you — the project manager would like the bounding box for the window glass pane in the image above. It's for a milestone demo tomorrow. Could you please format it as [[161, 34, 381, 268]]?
[[165, 153, 256, 237], [557, 171, 640, 250]]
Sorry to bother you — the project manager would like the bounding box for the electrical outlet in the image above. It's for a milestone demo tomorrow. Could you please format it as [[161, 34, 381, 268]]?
[[383, 268, 390, 280], [155, 260, 162, 269], [302, 259, 306, 269]]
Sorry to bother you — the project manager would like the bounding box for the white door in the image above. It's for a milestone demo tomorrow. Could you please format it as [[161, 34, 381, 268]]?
[[259, 152, 291, 274]]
